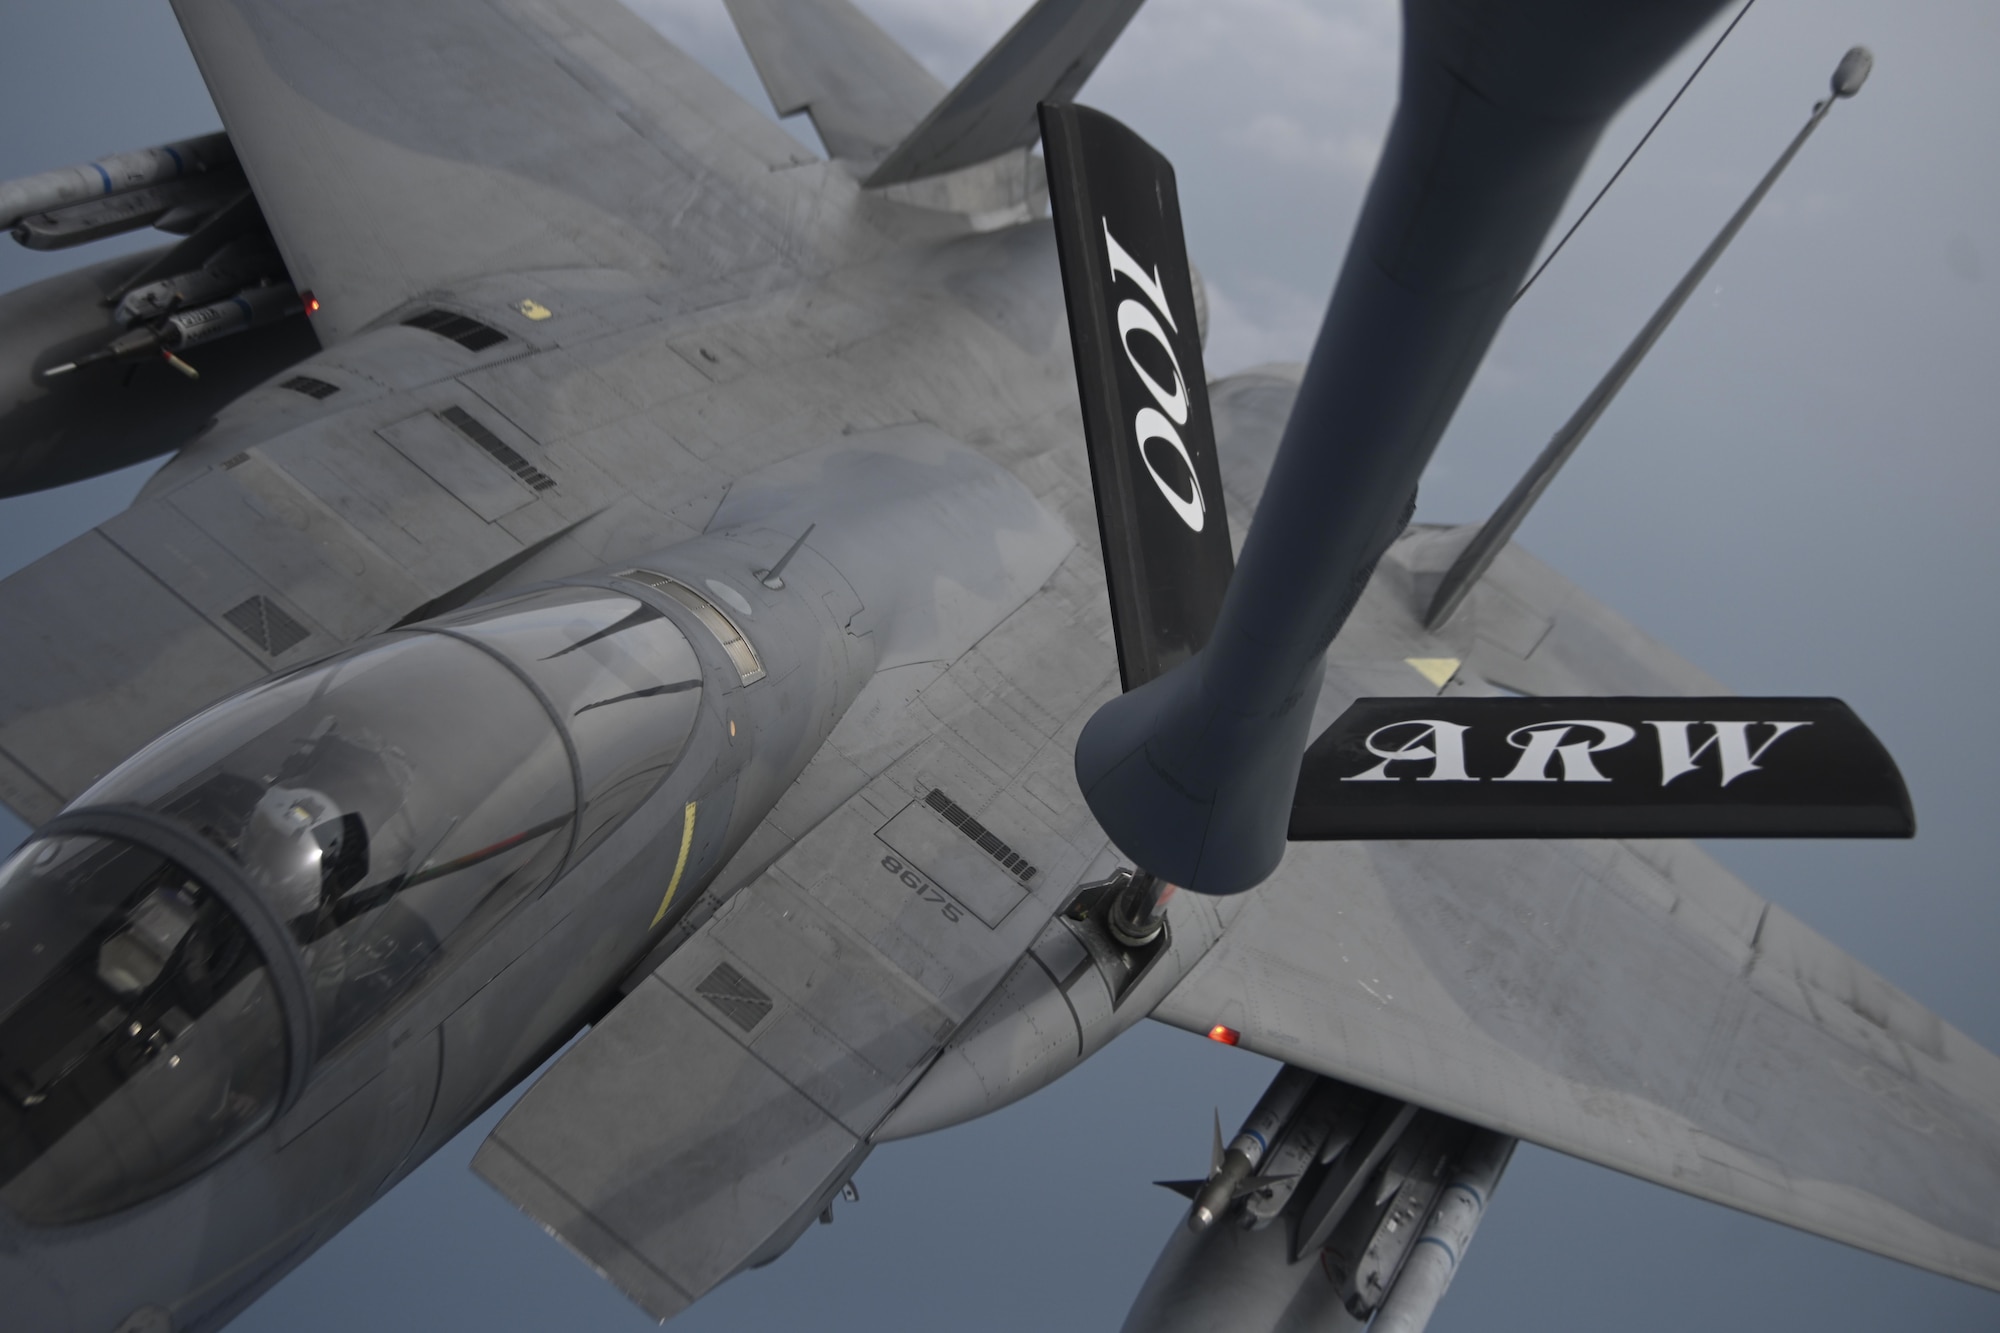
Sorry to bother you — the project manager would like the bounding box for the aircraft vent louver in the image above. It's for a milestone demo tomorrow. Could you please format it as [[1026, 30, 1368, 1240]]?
[[694, 961, 773, 1033], [402, 307, 509, 352], [223, 594, 308, 656], [925, 788, 1038, 882], [439, 406, 556, 492], [281, 374, 339, 399]]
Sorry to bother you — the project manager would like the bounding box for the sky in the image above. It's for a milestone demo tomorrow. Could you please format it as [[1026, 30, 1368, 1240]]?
[[3, 1, 1999, 1330]]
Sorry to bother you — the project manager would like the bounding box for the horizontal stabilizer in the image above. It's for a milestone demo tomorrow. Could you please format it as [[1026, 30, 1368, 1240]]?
[[867, 0, 1148, 187], [1291, 697, 1913, 840], [721, 0, 945, 164], [1042, 102, 1233, 691]]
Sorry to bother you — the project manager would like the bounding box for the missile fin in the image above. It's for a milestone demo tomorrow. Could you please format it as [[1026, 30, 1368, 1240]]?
[[1229, 1172, 1298, 1203]]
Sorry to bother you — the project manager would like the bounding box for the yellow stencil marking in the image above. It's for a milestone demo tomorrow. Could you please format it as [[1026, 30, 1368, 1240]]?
[[1404, 657, 1461, 689], [650, 801, 698, 928], [515, 298, 553, 321]]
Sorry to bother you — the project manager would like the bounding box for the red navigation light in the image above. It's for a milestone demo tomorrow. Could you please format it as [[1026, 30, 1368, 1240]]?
[[302, 291, 320, 315], [1206, 1024, 1240, 1046]]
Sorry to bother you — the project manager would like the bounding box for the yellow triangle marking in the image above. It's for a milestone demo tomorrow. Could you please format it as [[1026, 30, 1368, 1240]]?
[[1405, 657, 1461, 689]]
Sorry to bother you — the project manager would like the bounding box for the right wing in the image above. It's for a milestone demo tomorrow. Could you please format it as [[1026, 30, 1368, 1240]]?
[[1153, 830, 2000, 1292], [171, 0, 821, 343], [1164, 365, 2000, 1290], [1154, 551, 1995, 1293]]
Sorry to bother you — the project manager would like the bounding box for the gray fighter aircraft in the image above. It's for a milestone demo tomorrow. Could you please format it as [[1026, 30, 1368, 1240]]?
[[1, 3, 1996, 1332]]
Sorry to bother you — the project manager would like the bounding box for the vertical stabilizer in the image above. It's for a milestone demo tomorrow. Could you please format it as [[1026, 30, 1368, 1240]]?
[[722, 0, 945, 165], [868, 0, 1149, 187]]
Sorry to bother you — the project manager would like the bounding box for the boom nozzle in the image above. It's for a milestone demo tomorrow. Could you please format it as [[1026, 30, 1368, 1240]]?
[[1832, 46, 1872, 98]]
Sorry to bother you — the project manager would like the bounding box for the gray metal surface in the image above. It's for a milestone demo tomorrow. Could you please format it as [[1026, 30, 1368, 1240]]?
[[722, 0, 945, 165], [864, 0, 1149, 187], [473, 979, 868, 1322]]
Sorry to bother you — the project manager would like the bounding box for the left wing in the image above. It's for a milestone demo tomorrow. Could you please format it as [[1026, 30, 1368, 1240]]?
[[171, 0, 821, 342]]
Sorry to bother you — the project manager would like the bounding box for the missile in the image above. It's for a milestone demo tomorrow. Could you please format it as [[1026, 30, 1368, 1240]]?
[[44, 282, 303, 379], [1126, 1072, 1426, 1333], [0, 132, 234, 229], [1367, 1130, 1515, 1333], [114, 235, 286, 325], [1239, 1078, 1362, 1229], [1160, 1066, 1316, 1231], [114, 267, 242, 327]]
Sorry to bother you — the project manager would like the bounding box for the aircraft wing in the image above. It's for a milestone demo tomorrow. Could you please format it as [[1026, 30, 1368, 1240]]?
[[170, 0, 822, 343], [1153, 831, 2000, 1291], [1151, 367, 2000, 1292]]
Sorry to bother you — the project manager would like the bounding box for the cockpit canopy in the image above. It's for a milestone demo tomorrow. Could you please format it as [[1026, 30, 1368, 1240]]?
[[0, 834, 284, 1226], [0, 587, 703, 1224]]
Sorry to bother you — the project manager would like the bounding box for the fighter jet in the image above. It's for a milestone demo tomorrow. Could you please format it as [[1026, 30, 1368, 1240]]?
[[0, 3, 1995, 1332]]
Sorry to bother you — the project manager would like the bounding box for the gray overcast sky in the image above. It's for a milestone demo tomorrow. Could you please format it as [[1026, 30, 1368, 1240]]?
[[3, 1, 1999, 1330]]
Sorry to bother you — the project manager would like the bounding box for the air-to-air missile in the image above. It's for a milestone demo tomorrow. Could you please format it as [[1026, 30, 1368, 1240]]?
[[0, 142, 313, 495], [1160, 1065, 1315, 1231], [1128, 1064, 1515, 1333], [45, 281, 303, 379], [113, 235, 283, 326]]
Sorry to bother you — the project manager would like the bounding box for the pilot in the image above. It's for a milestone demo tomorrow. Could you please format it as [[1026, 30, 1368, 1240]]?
[[239, 784, 351, 927]]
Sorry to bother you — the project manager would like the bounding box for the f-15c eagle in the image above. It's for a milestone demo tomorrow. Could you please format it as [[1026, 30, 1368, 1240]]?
[[0, 3, 1994, 1332]]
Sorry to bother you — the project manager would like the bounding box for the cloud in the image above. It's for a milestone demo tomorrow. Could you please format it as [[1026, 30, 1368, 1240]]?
[[1200, 275, 1327, 376], [625, 0, 739, 52], [851, 0, 1031, 79], [1230, 113, 1382, 179]]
